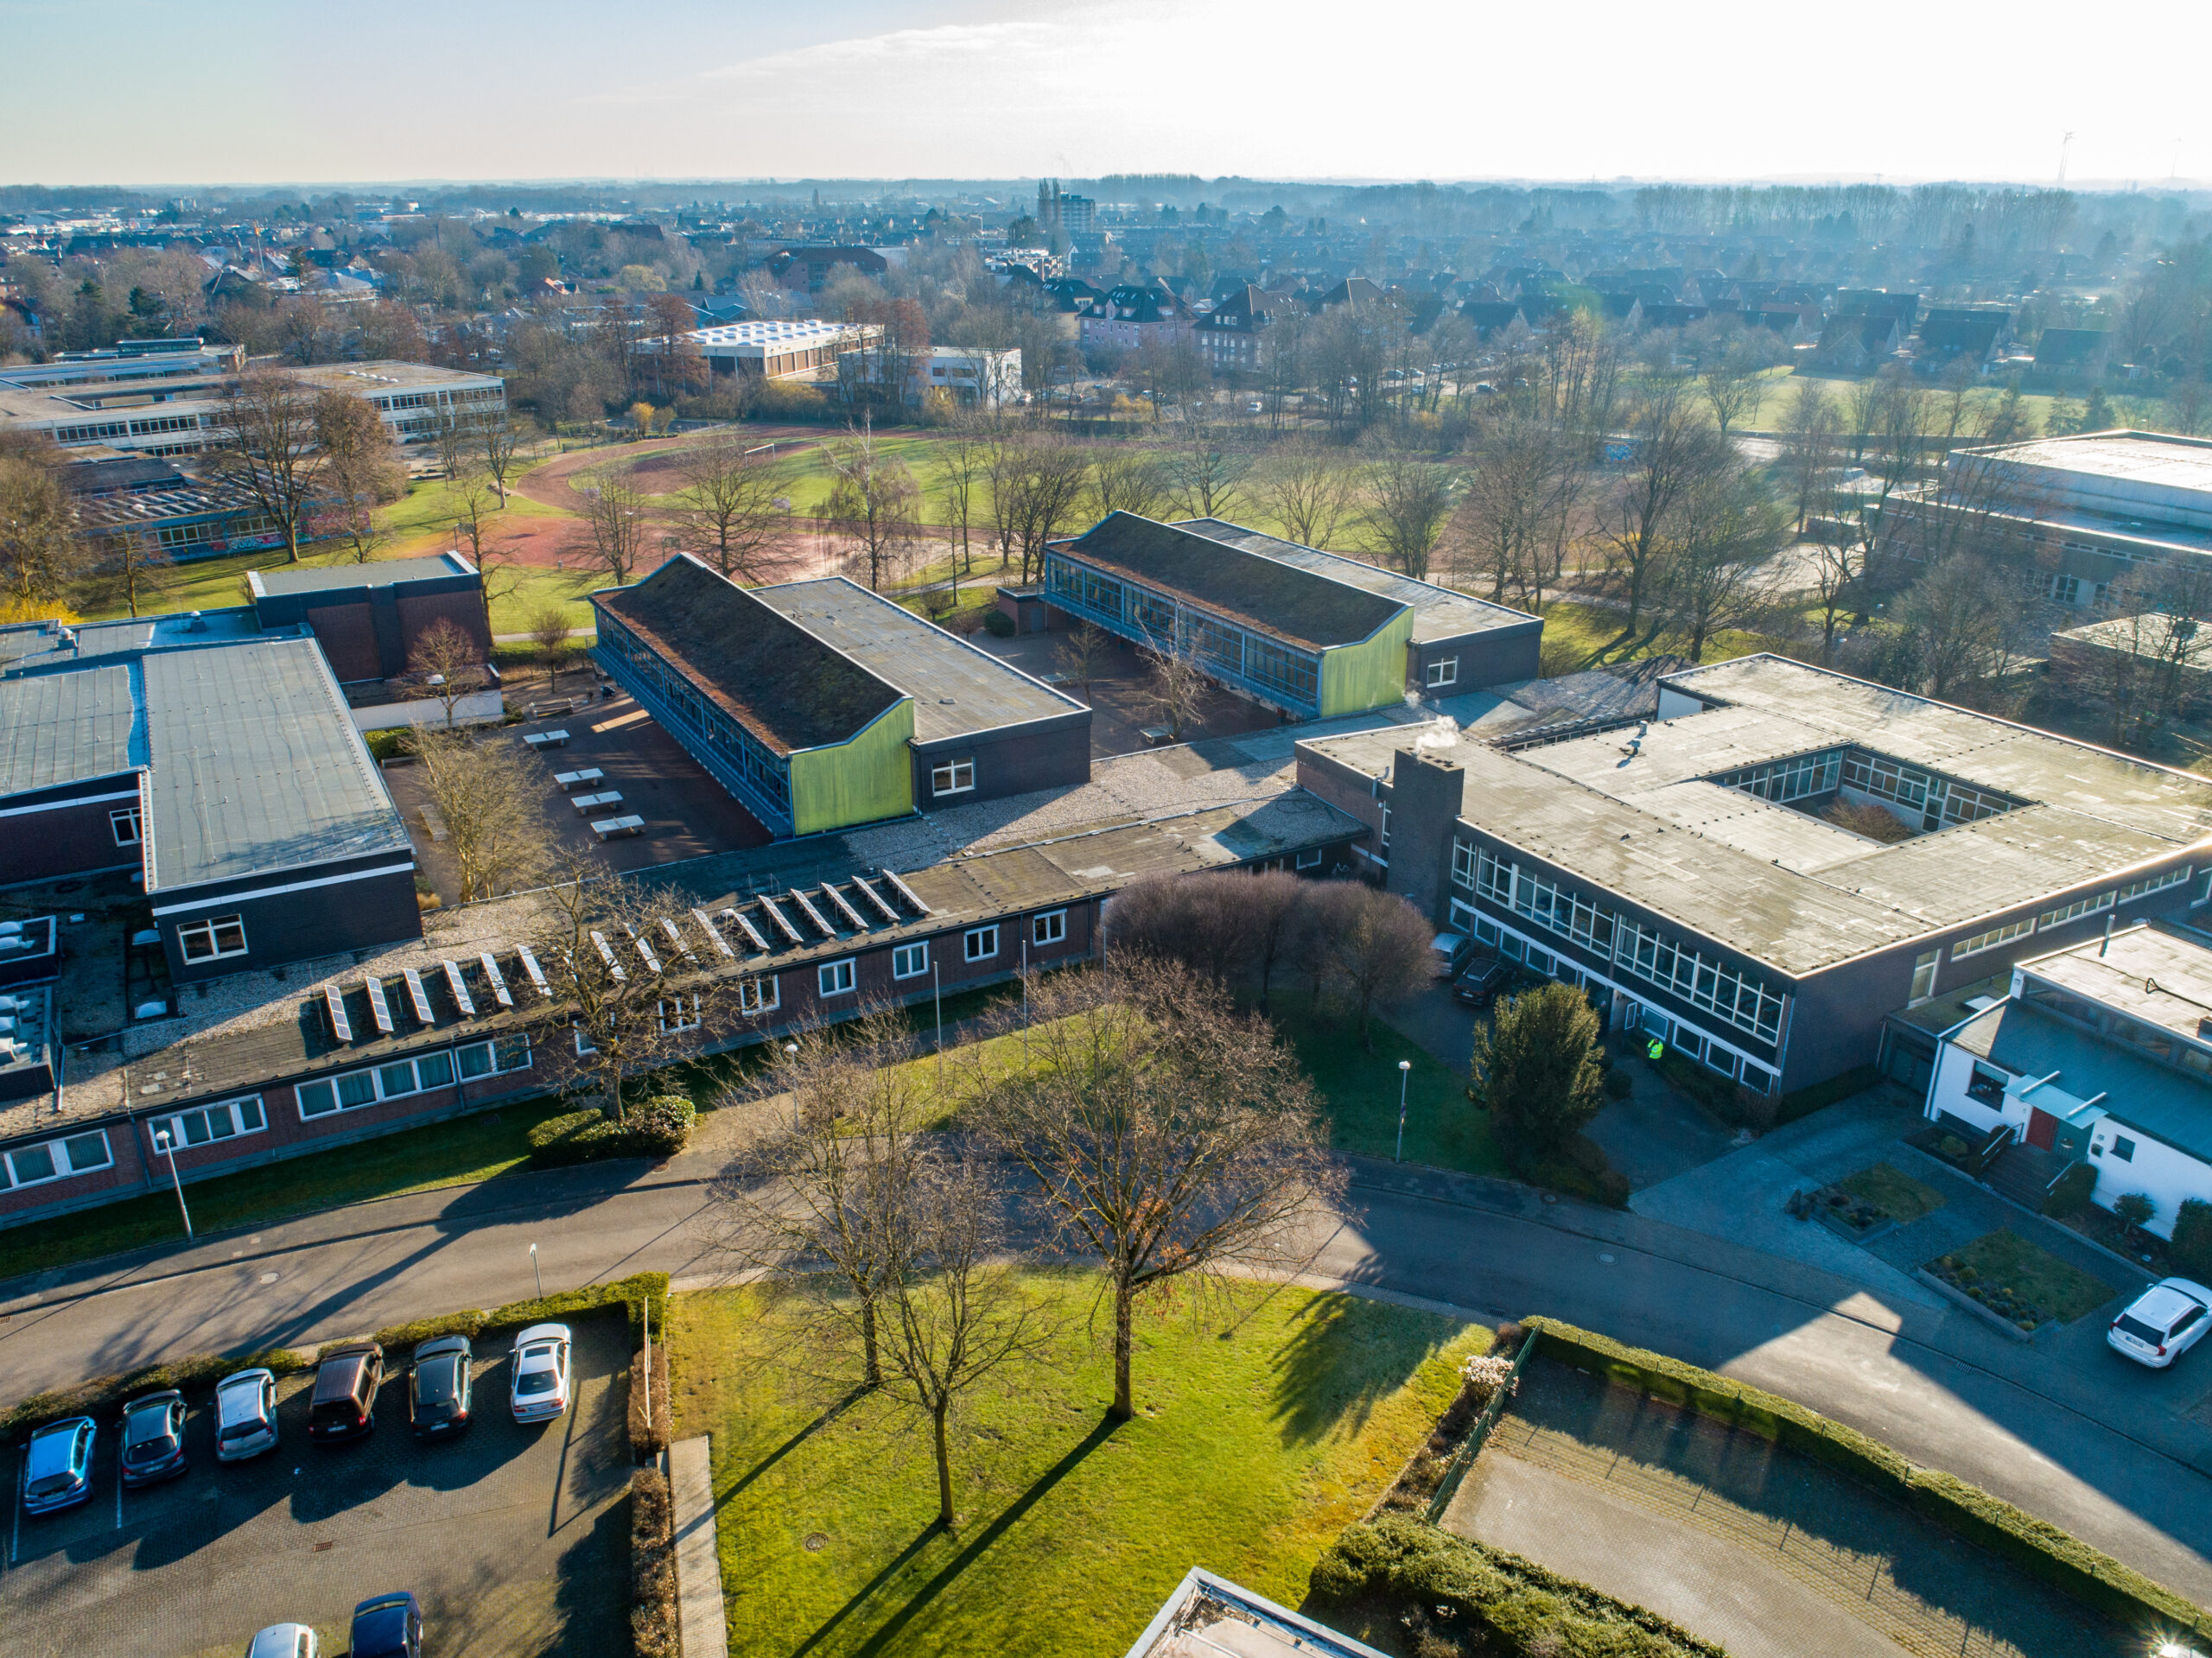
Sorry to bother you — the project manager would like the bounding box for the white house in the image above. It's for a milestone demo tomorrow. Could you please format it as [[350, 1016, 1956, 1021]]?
[[1925, 919, 2212, 1238]]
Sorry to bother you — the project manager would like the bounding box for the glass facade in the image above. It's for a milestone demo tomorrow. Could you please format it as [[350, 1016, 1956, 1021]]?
[[595, 610, 793, 820]]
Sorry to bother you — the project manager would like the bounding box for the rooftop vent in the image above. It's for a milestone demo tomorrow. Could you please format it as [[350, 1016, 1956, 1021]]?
[[187, 609, 206, 632]]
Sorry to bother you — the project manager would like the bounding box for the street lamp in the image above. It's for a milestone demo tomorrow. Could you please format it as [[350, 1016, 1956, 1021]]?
[[530, 1241, 543, 1299], [1394, 1059, 1413, 1163], [153, 1128, 194, 1241]]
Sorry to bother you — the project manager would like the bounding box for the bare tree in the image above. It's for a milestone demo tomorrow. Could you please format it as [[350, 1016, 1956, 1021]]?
[[1254, 442, 1357, 549], [1605, 377, 1728, 633], [820, 421, 922, 592], [1103, 872, 1259, 986], [210, 371, 320, 562], [675, 437, 788, 583], [1325, 884, 1433, 1050], [0, 446, 86, 614], [993, 432, 1091, 584], [480, 411, 526, 507], [1085, 447, 1172, 523], [1653, 460, 1788, 662], [1359, 448, 1456, 580], [448, 471, 499, 568], [528, 601, 575, 689], [1451, 414, 1580, 610], [405, 617, 490, 725], [1163, 424, 1252, 522], [408, 723, 550, 902], [938, 429, 987, 575], [1696, 341, 1770, 437], [1140, 624, 1208, 741], [89, 526, 170, 619], [1778, 378, 1840, 535], [963, 959, 1345, 1421], [580, 476, 654, 585], [1051, 619, 1114, 704]]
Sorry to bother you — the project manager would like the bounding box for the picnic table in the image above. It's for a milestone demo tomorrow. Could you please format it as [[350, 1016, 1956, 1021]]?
[[591, 815, 646, 841], [552, 768, 607, 792], [523, 729, 571, 752], [571, 791, 623, 815]]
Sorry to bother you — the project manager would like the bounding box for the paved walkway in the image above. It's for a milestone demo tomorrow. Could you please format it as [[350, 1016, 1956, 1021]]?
[[671, 1436, 729, 1658]]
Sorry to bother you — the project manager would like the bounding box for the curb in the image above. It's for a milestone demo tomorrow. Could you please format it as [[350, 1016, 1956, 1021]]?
[[671, 1434, 728, 1658], [1913, 1267, 2036, 1343]]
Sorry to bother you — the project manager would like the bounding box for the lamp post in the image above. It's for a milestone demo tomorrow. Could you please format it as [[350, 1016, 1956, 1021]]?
[[529, 1241, 543, 1299], [1394, 1059, 1413, 1164], [153, 1129, 194, 1241]]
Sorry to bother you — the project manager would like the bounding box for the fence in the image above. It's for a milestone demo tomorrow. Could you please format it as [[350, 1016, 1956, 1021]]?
[[1424, 1324, 1538, 1522]]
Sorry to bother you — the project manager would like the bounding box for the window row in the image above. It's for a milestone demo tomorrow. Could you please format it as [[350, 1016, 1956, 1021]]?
[[297, 1034, 531, 1118], [0, 1129, 111, 1190], [812, 912, 1069, 998], [1956, 866, 2192, 961], [1952, 918, 2036, 960], [1840, 749, 2012, 829], [1712, 748, 1841, 805]]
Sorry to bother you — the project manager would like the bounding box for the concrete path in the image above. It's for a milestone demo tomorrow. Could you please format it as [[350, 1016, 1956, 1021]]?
[[1446, 1454, 1910, 1658], [671, 1436, 728, 1658]]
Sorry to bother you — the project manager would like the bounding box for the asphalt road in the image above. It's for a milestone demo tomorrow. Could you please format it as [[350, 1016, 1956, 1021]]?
[[3, 1148, 2211, 1610]]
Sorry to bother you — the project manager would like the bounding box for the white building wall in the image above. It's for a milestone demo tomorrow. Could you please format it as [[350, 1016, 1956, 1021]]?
[[2083, 1121, 2209, 1240]]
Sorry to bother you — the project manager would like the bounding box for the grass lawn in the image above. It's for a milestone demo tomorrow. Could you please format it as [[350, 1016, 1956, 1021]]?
[[1743, 368, 2095, 438], [1838, 1161, 1946, 1226], [0, 1096, 579, 1285], [1929, 1229, 2116, 1328], [1538, 598, 1793, 675], [1270, 994, 1505, 1177], [669, 1275, 1486, 1658]]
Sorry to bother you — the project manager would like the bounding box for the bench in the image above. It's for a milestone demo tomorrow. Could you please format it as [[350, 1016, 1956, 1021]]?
[[522, 729, 571, 752], [551, 768, 606, 792], [591, 814, 646, 841], [572, 791, 623, 815]]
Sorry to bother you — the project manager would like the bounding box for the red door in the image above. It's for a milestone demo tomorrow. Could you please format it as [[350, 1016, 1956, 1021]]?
[[2025, 1108, 2058, 1151]]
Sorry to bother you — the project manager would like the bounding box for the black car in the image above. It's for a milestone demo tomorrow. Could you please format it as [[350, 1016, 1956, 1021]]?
[[349, 1591, 423, 1658], [119, 1389, 188, 1487], [409, 1335, 474, 1438], [1451, 956, 1518, 1008]]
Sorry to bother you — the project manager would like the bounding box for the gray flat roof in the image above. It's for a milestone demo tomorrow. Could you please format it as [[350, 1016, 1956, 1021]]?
[[753, 577, 1084, 743], [1970, 432, 2212, 493], [1953, 1000, 2212, 1166], [140, 638, 409, 892], [0, 665, 137, 797], [250, 553, 475, 597], [1173, 518, 1537, 644], [1301, 655, 2212, 978], [2018, 922, 2212, 1045]]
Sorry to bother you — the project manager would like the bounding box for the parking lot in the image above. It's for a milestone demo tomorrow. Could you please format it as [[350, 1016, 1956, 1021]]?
[[0, 1314, 632, 1658]]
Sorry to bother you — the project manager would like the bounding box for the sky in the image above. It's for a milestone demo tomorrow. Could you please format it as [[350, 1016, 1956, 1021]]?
[[4, 0, 2209, 191]]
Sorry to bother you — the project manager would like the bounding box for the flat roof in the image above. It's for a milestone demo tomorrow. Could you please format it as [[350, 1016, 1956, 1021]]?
[[283, 360, 505, 392], [2018, 922, 2212, 1045], [249, 552, 476, 599], [1173, 518, 1537, 643], [1951, 999, 2212, 1166], [1969, 431, 2212, 495], [1301, 655, 2212, 978], [595, 556, 906, 756], [751, 577, 1084, 743], [0, 664, 137, 797], [0, 611, 273, 678], [683, 320, 866, 354], [139, 637, 409, 891], [1052, 513, 1404, 651]]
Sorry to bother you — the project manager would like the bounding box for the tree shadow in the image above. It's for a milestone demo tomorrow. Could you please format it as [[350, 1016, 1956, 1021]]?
[[1267, 1289, 1454, 1448], [715, 1384, 869, 1512]]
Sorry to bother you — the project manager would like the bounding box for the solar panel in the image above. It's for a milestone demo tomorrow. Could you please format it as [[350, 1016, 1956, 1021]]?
[[515, 943, 552, 997], [400, 967, 435, 1026], [756, 897, 804, 946], [821, 885, 869, 932], [322, 981, 353, 1043], [478, 951, 513, 1009], [722, 905, 771, 953], [879, 869, 931, 916], [786, 889, 834, 936], [363, 976, 395, 1036], [442, 959, 476, 1018], [590, 931, 627, 982], [850, 877, 901, 924], [692, 908, 736, 960]]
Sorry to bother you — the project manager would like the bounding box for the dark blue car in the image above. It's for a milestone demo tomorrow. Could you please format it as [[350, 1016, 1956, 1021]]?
[[349, 1591, 423, 1658]]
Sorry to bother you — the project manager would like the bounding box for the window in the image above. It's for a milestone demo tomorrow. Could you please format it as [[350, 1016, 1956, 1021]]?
[[2037, 891, 2113, 931], [457, 1033, 531, 1079], [2113, 1135, 2136, 1161], [1425, 657, 1459, 689], [818, 958, 856, 997], [574, 1025, 597, 1056], [1379, 806, 1391, 850], [1967, 1065, 2006, 1108], [965, 924, 999, 962], [931, 759, 976, 796], [893, 943, 929, 980], [1296, 847, 1322, 870], [1033, 910, 1066, 946], [1451, 838, 1476, 889], [2041, 572, 2080, 605], [657, 994, 702, 1032], [296, 1051, 453, 1118], [110, 807, 141, 847], [2, 1130, 111, 1188], [177, 914, 248, 963], [1910, 950, 1939, 1005], [739, 975, 779, 1014], [153, 1096, 265, 1149], [1953, 918, 2036, 960]]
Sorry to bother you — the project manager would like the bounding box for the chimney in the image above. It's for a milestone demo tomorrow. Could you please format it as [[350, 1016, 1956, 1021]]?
[[1384, 747, 1466, 925]]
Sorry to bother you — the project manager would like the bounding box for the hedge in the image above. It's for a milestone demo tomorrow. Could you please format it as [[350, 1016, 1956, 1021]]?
[[2172, 1198, 2212, 1281], [1310, 1512, 1724, 1658], [630, 1464, 680, 1658], [0, 1346, 312, 1441], [527, 1095, 696, 1168], [1520, 1316, 2212, 1642]]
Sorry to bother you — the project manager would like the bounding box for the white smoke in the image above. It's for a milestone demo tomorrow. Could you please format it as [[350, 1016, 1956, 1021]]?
[[1414, 715, 1459, 753]]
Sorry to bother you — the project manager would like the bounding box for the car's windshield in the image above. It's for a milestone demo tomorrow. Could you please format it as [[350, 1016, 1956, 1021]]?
[[219, 1416, 265, 1441], [24, 1470, 77, 1497], [124, 1433, 175, 1463], [516, 1369, 557, 1396], [417, 1359, 457, 1403], [2117, 1314, 2167, 1344]]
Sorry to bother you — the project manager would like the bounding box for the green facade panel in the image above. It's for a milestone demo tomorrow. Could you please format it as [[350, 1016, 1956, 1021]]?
[[1318, 609, 1414, 717], [788, 698, 916, 835]]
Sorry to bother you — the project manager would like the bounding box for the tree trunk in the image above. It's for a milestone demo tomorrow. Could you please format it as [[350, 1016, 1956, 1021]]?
[[861, 1297, 882, 1388], [932, 1401, 955, 1528], [1109, 1279, 1135, 1421]]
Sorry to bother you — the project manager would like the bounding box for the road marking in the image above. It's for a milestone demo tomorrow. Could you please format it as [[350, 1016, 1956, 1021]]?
[[259, 1272, 279, 1285]]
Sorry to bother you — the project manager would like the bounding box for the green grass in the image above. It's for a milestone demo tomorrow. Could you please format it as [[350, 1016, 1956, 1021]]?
[[1537, 599, 1793, 673], [1271, 994, 1506, 1176], [0, 1096, 579, 1284], [1929, 1229, 2115, 1327], [1838, 1161, 1946, 1226], [378, 454, 564, 550], [1740, 368, 2093, 437], [670, 1274, 1487, 1658]]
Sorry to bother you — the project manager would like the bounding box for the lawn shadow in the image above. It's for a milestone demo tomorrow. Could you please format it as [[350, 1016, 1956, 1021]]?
[[1268, 1290, 1455, 1448]]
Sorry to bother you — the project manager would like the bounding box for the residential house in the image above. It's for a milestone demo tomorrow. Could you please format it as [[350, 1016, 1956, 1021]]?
[[1192, 283, 1288, 372], [1077, 284, 1192, 354], [1916, 308, 2014, 373], [1816, 313, 1905, 372]]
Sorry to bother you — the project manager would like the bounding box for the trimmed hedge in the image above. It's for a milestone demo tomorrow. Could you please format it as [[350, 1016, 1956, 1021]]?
[[2172, 1197, 2212, 1281], [1310, 1512, 1724, 1657], [527, 1095, 696, 1168], [0, 1347, 311, 1440], [1521, 1316, 2212, 1642], [630, 1464, 680, 1658]]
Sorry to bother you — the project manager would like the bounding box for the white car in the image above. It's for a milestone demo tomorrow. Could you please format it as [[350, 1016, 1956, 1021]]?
[[245, 1624, 318, 1658], [509, 1323, 573, 1423], [2107, 1278, 2212, 1368], [215, 1367, 279, 1462]]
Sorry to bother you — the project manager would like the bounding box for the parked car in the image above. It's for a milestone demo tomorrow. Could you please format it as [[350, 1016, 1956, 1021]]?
[[119, 1388, 188, 1487], [245, 1625, 319, 1658], [509, 1323, 573, 1424], [215, 1367, 279, 1462], [20, 1416, 95, 1515], [348, 1591, 423, 1658], [306, 1341, 385, 1442], [2107, 1278, 2212, 1368], [1452, 956, 1518, 1008], [409, 1334, 474, 1438]]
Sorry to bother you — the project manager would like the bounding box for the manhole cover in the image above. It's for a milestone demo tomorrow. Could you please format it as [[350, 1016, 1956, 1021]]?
[[803, 1533, 829, 1553]]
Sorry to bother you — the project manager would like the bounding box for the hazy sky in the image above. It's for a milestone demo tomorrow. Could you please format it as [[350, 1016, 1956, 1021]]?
[[6, 0, 2207, 189]]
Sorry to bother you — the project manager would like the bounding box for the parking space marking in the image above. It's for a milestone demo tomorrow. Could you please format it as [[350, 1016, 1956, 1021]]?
[[10, 1452, 20, 1566], [114, 1451, 123, 1529]]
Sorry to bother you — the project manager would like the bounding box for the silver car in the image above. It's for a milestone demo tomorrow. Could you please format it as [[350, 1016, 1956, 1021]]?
[[509, 1323, 572, 1424], [215, 1367, 279, 1462], [245, 1625, 318, 1658]]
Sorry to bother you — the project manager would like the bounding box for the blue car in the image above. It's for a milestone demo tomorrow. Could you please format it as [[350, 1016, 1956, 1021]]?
[[21, 1416, 95, 1515], [349, 1591, 423, 1658]]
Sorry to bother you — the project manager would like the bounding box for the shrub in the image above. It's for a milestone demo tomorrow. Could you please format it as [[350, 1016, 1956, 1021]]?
[[0, 1348, 311, 1439], [369, 1310, 486, 1351], [1602, 1068, 1633, 1100], [2113, 1191, 2157, 1230], [630, 1466, 680, 1658], [982, 608, 1016, 637], [626, 1092, 696, 1157], [1475, 982, 1605, 1153], [2171, 1198, 2212, 1280], [526, 1108, 629, 1167], [2044, 1160, 2098, 1218], [630, 1333, 671, 1458]]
